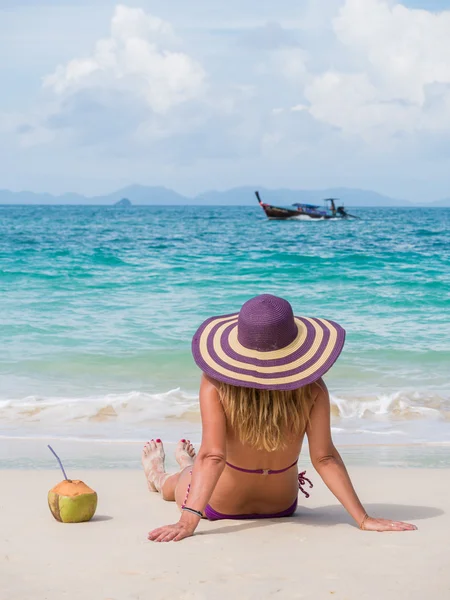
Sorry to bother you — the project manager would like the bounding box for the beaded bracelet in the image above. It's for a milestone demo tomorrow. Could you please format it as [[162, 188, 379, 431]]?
[[182, 506, 203, 519], [359, 513, 369, 530]]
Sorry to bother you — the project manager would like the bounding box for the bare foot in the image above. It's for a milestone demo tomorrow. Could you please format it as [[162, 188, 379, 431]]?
[[175, 439, 196, 470], [142, 439, 169, 493]]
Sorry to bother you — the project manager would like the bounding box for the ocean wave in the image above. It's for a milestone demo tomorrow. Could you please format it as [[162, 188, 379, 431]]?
[[0, 388, 199, 424], [1, 389, 449, 425], [330, 391, 450, 421]]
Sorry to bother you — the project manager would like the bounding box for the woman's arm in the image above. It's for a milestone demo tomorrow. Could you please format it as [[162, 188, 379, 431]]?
[[177, 375, 227, 530], [306, 379, 416, 532], [149, 374, 227, 541]]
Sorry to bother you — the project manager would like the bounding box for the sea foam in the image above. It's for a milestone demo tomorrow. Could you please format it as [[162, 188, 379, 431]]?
[[1, 388, 448, 437]]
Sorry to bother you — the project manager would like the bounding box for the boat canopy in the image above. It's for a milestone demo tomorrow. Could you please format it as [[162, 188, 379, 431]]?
[[291, 203, 320, 209]]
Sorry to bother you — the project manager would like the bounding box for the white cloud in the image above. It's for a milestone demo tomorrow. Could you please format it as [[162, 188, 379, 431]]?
[[305, 72, 420, 140], [334, 0, 450, 103], [299, 0, 450, 139], [291, 104, 308, 112], [0, 111, 55, 147], [271, 47, 308, 83], [43, 5, 206, 114], [4, 1, 450, 200]]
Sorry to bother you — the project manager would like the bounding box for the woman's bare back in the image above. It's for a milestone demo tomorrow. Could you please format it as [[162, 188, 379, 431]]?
[[207, 379, 308, 515]]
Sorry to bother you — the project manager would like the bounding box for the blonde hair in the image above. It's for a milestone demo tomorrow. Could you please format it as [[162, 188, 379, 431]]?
[[218, 382, 315, 452]]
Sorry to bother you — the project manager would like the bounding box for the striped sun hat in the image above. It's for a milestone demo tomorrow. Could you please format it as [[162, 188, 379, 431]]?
[[191, 294, 345, 390]]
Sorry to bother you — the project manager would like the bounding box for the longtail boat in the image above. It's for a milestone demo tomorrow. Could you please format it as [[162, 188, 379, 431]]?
[[255, 191, 360, 220]]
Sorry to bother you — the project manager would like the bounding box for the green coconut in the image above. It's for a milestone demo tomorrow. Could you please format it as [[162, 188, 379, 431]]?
[[48, 479, 98, 523]]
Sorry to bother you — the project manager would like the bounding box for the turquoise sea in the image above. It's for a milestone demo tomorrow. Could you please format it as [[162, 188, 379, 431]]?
[[1, 205, 449, 460]]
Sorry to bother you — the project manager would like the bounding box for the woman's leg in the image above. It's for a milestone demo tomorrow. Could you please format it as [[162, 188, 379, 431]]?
[[142, 439, 195, 502]]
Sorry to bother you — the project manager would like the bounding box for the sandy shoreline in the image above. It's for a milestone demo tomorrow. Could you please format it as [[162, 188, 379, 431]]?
[[1, 466, 449, 599]]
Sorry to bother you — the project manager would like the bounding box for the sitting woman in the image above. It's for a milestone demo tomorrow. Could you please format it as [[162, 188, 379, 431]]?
[[143, 294, 416, 542]]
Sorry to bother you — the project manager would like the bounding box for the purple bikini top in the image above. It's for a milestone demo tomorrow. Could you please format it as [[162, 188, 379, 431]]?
[[226, 461, 313, 498]]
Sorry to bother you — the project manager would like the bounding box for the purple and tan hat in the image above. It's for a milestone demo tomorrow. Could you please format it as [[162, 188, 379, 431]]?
[[191, 294, 345, 391]]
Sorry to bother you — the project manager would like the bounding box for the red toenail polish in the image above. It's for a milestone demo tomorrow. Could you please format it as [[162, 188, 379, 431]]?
[[156, 439, 161, 443], [181, 439, 186, 442]]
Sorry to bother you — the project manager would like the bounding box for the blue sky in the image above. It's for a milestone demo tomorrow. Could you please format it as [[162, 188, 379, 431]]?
[[1, 0, 450, 200]]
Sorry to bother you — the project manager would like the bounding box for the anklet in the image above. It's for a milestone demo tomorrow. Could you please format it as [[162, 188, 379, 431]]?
[[182, 506, 203, 519], [359, 513, 369, 530]]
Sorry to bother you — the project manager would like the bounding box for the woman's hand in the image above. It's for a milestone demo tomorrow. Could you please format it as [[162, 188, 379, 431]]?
[[362, 516, 417, 532], [148, 521, 196, 543]]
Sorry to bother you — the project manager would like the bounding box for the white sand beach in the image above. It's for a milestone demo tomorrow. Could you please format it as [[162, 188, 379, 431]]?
[[1, 465, 449, 600]]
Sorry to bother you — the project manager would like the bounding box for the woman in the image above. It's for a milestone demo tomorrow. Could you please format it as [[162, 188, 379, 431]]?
[[143, 294, 416, 542]]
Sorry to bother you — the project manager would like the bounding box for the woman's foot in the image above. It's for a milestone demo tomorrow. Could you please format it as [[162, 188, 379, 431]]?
[[175, 439, 196, 469], [142, 439, 169, 492]]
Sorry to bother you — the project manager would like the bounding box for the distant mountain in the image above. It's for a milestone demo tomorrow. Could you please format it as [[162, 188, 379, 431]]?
[[198, 187, 413, 207], [0, 185, 446, 207], [114, 198, 132, 207], [426, 197, 450, 207], [92, 185, 186, 205], [0, 189, 87, 205], [0, 185, 187, 206]]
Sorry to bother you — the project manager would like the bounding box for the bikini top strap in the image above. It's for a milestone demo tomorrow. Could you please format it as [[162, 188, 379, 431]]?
[[225, 461, 261, 474], [267, 460, 299, 474], [225, 461, 314, 499], [225, 460, 298, 475]]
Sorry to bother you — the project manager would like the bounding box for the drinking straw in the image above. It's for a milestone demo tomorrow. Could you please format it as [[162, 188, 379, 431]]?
[[47, 445, 69, 481]]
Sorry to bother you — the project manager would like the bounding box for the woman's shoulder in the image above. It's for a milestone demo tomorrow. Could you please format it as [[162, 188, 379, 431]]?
[[200, 373, 223, 401], [201, 373, 221, 389], [310, 378, 329, 401]]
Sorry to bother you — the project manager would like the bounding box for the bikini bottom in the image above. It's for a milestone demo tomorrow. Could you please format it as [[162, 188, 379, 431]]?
[[203, 498, 298, 521]]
